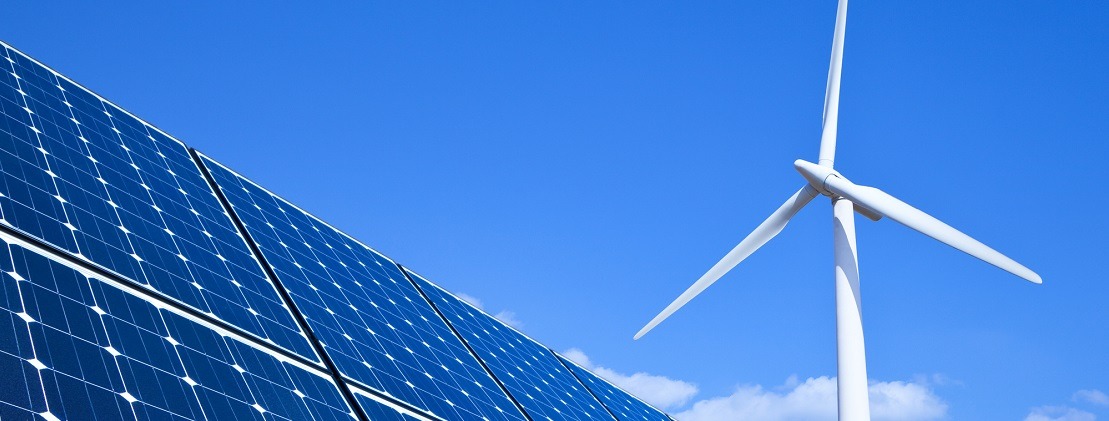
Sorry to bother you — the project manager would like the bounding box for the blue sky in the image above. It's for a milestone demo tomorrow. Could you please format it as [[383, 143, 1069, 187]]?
[[5, 1, 1107, 419]]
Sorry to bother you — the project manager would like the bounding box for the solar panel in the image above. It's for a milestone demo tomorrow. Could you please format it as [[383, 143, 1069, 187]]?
[[555, 354, 671, 421], [406, 269, 617, 421], [199, 156, 527, 421], [0, 231, 357, 420], [0, 43, 316, 361]]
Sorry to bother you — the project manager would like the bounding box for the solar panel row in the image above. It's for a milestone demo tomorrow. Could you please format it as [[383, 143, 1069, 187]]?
[[0, 40, 673, 421]]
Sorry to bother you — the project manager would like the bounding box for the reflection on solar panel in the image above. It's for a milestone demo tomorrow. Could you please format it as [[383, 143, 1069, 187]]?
[[0, 40, 672, 421], [0, 45, 315, 360], [0, 232, 355, 420], [200, 156, 527, 421], [354, 392, 423, 421], [556, 355, 672, 421], [407, 269, 616, 421]]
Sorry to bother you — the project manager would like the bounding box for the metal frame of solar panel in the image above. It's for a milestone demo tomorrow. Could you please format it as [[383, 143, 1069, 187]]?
[[198, 155, 528, 421], [406, 268, 620, 421], [0, 40, 674, 421]]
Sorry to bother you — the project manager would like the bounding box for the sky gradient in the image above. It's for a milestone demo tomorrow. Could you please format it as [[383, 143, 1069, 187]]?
[[4, 2, 1107, 419]]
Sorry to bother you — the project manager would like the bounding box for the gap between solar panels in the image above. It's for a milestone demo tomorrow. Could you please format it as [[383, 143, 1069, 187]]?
[[399, 264, 534, 421], [190, 147, 437, 421]]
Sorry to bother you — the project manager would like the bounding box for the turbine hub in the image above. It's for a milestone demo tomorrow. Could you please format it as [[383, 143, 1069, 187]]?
[[794, 159, 843, 197]]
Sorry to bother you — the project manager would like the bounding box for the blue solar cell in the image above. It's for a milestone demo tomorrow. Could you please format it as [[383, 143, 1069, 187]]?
[[407, 269, 616, 421], [555, 355, 671, 421], [0, 43, 316, 360], [200, 156, 526, 421], [0, 233, 356, 420]]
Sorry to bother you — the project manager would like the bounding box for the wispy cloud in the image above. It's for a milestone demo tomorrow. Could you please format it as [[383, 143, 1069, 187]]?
[[562, 348, 699, 410], [1074, 389, 1109, 407], [455, 293, 524, 329], [455, 293, 483, 309], [1025, 406, 1097, 421], [1022, 389, 1108, 421], [493, 310, 524, 329], [674, 376, 947, 421]]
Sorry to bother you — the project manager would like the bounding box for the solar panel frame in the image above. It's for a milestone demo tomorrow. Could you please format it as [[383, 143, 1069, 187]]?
[[0, 42, 318, 362], [198, 153, 529, 421], [405, 268, 618, 421]]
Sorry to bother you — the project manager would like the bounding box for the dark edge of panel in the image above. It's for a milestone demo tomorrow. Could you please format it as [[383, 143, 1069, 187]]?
[[0, 218, 332, 378], [399, 264, 534, 421], [554, 353, 624, 421], [190, 147, 372, 421]]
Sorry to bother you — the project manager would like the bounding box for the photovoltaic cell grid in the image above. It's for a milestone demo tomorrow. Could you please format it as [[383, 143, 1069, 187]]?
[[555, 355, 671, 421], [201, 156, 527, 421], [0, 233, 358, 420], [0, 44, 316, 361], [407, 270, 616, 421]]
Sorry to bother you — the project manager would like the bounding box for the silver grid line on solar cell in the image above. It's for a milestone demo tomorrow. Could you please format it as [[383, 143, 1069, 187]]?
[[0, 41, 318, 361], [199, 153, 528, 421]]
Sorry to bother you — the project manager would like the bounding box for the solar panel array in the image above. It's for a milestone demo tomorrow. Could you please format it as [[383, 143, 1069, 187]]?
[[0, 41, 672, 421]]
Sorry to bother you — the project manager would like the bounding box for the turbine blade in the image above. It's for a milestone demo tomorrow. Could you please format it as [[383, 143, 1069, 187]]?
[[634, 185, 819, 340], [818, 0, 850, 168], [822, 176, 1042, 284]]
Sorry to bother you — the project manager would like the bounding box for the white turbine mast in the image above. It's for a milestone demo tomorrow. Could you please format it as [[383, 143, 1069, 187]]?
[[634, 1, 1041, 419]]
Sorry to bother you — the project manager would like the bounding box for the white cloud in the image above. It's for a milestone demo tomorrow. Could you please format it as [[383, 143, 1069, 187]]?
[[562, 348, 699, 411], [455, 293, 483, 309], [1074, 389, 1109, 407], [494, 310, 524, 329], [1025, 406, 1097, 421], [456, 293, 523, 328], [674, 376, 947, 421]]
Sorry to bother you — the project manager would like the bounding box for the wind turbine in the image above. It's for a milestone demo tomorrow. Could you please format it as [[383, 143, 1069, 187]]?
[[633, 0, 1041, 419]]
